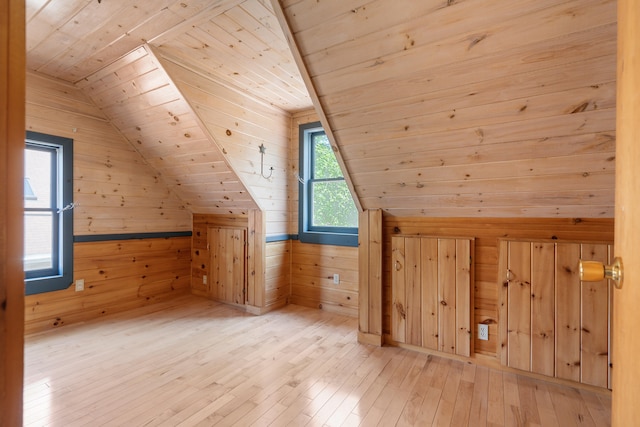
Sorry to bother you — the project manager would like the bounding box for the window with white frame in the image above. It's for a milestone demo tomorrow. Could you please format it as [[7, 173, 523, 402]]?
[[298, 122, 358, 246], [24, 131, 73, 295]]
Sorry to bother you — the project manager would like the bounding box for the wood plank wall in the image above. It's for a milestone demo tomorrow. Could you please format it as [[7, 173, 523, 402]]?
[[192, 213, 289, 313], [77, 45, 257, 217], [0, 0, 25, 422], [24, 237, 191, 334], [382, 216, 614, 357], [24, 72, 193, 334], [281, 0, 617, 218], [192, 213, 249, 298], [157, 51, 292, 236], [288, 110, 359, 317], [27, 72, 192, 235], [290, 240, 359, 317]]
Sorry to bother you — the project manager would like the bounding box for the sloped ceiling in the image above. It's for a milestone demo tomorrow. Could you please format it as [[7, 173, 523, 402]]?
[[26, 0, 311, 111], [26, 0, 312, 219], [275, 0, 617, 218], [27, 0, 617, 219]]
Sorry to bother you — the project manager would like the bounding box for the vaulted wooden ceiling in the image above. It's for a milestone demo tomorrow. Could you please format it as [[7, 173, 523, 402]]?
[[26, 0, 617, 219], [27, 0, 310, 111]]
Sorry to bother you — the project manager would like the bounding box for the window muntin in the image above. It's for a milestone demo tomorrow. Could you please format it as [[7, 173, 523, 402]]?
[[24, 131, 73, 295], [299, 122, 358, 246]]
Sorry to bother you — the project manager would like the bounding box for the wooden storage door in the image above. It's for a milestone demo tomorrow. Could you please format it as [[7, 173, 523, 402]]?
[[208, 227, 247, 305], [499, 240, 612, 388], [391, 236, 473, 357]]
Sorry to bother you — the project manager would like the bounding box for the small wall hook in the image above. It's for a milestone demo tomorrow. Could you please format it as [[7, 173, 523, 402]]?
[[259, 143, 274, 179]]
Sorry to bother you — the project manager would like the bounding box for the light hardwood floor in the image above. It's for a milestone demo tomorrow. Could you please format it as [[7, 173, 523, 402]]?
[[23, 295, 611, 426]]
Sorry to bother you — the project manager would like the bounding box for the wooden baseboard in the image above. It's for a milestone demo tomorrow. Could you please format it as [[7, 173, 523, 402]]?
[[245, 298, 288, 315], [358, 331, 383, 346]]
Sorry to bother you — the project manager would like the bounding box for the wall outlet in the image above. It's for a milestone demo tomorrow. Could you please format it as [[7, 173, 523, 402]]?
[[478, 324, 489, 341], [75, 279, 85, 292], [333, 274, 340, 285], [203, 275, 208, 285]]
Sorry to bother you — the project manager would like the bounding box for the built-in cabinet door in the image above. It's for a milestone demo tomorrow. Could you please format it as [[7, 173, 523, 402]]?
[[208, 227, 247, 305], [392, 236, 473, 357], [499, 240, 612, 389]]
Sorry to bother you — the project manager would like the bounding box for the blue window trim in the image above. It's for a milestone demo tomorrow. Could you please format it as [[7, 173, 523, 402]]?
[[25, 131, 74, 295], [298, 122, 358, 247]]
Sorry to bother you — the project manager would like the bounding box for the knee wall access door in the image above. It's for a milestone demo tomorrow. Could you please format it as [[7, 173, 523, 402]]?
[[391, 236, 474, 357], [498, 240, 613, 389], [208, 226, 247, 306]]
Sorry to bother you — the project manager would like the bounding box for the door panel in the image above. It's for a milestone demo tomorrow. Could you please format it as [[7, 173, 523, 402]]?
[[531, 242, 555, 377], [392, 236, 473, 357], [421, 238, 439, 350], [438, 239, 457, 354], [208, 227, 247, 305], [507, 241, 531, 372], [615, 3, 640, 421], [555, 243, 581, 382], [500, 240, 612, 388], [580, 244, 610, 388]]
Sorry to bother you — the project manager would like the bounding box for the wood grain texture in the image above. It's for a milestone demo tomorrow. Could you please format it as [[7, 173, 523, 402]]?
[[382, 216, 614, 360], [192, 212, 283, 313], [290, 240, 359, 318], [24, 237, 191, 335], [556, 243, 582, 383], [157, 49, 293, 235], [0, 0, 25, 423], [27, 71, 192, 235], [391, 236, 472, 357], [507, 241, 532, 372], [499, 240, 612, 388], [281, 0, 617, 218], [421, 238, 439, 351], [22, 295, 612, 426], [391, 236, 406, 344], [26, 0, 311, 110], [530, 242, 555, 377], [614, 3, 640, 422], [580, 243, 609, 388]]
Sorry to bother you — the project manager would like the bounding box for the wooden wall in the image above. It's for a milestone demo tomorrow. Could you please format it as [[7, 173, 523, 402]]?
[[382, 216, 614, 357], [28, 72, 192, 235], [192, 213, 290, 313], [280, 0, 617, 219], [158, 51, 292, 236], [287, 109, 359, 317], [77, 45, 258, 217], [24, 72, 193, 334], [191, 213, 250, 299], [290, 241, 359, 317], [0, 0, 25, 423], [266, 240, 292, 309]]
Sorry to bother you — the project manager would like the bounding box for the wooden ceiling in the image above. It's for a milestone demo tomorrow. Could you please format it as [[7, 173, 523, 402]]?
[[278, 0, 617, 218], [26, 0, 311, 111], [26, 0, 617, 219]]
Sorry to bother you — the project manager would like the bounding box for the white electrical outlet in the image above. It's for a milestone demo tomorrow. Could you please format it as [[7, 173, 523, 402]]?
[[478, 324, 489, 341], [203, 275, 208, 285], [333, 274, 340, 285], [75, 279, 85, 292]]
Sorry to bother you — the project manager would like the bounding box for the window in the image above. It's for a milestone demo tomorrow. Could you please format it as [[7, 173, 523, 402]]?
[[24, 131, 73, 295], [299, 122, 358, 246]]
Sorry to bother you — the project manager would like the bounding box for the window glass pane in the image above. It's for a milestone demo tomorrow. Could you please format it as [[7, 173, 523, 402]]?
[[311, 180, 358, 228], [312, 133, 342, 179], [24, 211, 54, 271], [25, 148, 53, 209]]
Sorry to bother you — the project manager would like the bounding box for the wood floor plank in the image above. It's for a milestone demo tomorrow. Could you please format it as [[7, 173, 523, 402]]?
[[467, 365, 489, 427], [22, 295, 611, 427]]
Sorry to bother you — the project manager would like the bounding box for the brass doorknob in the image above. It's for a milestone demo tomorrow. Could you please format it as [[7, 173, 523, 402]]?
[[579, 257, 623, 289]]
